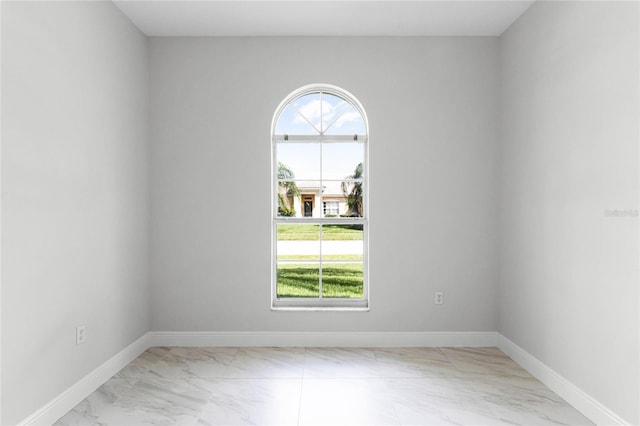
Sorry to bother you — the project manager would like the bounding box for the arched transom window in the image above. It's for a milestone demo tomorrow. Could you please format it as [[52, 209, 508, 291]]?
[[272, 85, 368, 309]]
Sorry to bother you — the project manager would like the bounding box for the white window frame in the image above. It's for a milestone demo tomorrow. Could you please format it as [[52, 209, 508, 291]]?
[[271, 84, 369, 310]]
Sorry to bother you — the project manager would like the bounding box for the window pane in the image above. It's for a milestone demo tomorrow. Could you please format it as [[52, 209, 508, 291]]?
[[276, 143, 320, 180], [322, 224, 364, 298], [276, 186, 297, 217], [277, 224, 320, 252], [277, 262, 320, 298], [277, 223, 320, 297], [292, 93, 322, 133], [321, 224, 364, 298], [328, 179, 364, 218], [324, 105, 366, 135], [321, 224, 364, 243], [320, 93, 350, 133], [274, 104, 319, 135], [322, 143, 364, 180], [276, 181, 322, 218], [322, 262, 364, 298]]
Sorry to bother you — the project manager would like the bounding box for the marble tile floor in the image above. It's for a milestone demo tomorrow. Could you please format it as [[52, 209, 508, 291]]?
[[55, 347, 593, 425]]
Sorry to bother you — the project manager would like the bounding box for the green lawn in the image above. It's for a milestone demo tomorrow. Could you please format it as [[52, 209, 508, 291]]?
[[276, 224, 364, 298], [277, 262, 363, 298], [277, 224, 363, 240]]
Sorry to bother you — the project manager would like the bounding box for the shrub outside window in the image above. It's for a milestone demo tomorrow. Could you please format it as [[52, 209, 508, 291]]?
[[272, 84, 368, 310]]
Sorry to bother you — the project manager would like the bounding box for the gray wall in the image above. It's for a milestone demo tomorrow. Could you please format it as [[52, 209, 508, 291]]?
[[3, 2, 638, 424], [149, 37, 500, 332], [1, 2, 149, 424], [499, 2, 639, 423]]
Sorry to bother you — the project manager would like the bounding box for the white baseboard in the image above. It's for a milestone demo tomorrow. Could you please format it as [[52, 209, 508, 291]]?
[[19, 333, 150, 426], [147, 330, 499, 348], [497, 334, 630, 426]]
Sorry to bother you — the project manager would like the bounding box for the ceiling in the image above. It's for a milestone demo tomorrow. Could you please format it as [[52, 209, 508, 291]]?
[[112, 0, 535, 37]]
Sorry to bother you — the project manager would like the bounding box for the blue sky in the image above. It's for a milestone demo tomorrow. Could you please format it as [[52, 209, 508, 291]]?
[[275, 93, 366, 182], [274, 92, 366, 136]]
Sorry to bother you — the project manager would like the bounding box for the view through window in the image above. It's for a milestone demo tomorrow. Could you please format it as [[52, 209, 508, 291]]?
[[272, 85, 368, 309]]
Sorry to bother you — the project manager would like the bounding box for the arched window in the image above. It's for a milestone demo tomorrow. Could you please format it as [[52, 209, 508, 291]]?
[[272, 84, 368, 309]]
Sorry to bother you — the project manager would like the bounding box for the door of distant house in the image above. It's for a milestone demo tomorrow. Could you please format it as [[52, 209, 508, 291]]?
[[303, 195, 313, 217]]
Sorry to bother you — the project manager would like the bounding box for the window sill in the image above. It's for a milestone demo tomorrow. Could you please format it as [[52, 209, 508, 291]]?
[[272, 298, 369, 311], [271, 306, 370, 312]]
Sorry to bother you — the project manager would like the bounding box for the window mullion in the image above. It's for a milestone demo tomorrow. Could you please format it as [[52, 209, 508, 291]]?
[[273, 143, 278, 218], [290, 102, 321, 134], [320, 91, 324, 134], [274, 135, 367, 142], [319, 223, 323, 299], [322, 102, 352, 135], [319, 139, 324, 297]]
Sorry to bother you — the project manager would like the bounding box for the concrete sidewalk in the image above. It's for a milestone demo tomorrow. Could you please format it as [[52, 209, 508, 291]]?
[[277, 240, 363, 255]]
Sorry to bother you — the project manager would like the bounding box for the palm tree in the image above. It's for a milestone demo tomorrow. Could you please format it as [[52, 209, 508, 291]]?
[[341, 162, 363, 217], [277, 162, 299, 216]]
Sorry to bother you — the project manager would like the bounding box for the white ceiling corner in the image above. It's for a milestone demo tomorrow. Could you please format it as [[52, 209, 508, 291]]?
[[112, 0, 535, 37]]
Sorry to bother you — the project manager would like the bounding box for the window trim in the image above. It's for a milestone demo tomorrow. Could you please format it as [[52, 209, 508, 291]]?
[[271, 84, 369, 311]]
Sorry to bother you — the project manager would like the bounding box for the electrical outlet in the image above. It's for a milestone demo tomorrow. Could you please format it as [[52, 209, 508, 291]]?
[[76, 325, 87, 345], [434, 292, 444, 305]]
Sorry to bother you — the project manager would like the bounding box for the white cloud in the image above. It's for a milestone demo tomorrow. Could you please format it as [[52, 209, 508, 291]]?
[[293, 99, 324, 129], [333, 109, 361, 129], [293, 98, 360, 133]]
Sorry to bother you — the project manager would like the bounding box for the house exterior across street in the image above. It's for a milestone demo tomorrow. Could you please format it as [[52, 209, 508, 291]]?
[[281, 181, 348, 218]]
